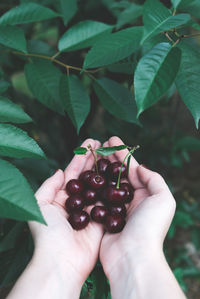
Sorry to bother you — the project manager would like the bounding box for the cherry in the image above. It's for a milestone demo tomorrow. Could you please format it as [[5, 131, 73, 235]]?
[[91, 206, 108, 224], [65, 195, 85, 214], [88, 173, 106, 190], [83, 189, 97, 206], [66, 179, 84, 195], [108, 180, 117, 187], [79, 170, 94, 185], [109, 205, 126, 218], [121, 182, 134, 203], [105, 215, 126, 233], [105, 186, 127, 205], [97, 158, 111, 175], [107, 162, 127, 180], [68, 211, 90, 230]]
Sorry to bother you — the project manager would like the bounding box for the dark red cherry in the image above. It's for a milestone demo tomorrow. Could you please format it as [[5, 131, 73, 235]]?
[[107, 162, 127, 180], [108, 180, 117, 187], [88, 173, 106, 190], [105, 186, 127, 205], [97, 158, 111, 175], [91, 206, 108, 224], [66, 179, 84, 195], [121, 182, 134, 203], [68, 211, 90, 230], [105, 215, 126, 233], [109, 205, 126, 218], [83, 189, 97, 206], [65, 195, 85, 214], [79, 170, 94, 185]]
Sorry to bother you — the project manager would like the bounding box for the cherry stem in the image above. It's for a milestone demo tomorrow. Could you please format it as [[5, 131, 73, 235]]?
[[88, 144, 99, 175], [116, 146, 140, 189]]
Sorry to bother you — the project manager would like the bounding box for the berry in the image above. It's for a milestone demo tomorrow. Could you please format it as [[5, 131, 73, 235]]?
[[88, 173, 106, 190], [105, 215, 126, 233], [121, 182, 134, 203], [83, 189, 97, 206], [107, 162, 127, 180], [109, 205, 126, 218], [65, 195, 85, 214], [97, 158, 111, 175], [66, 179, 84, 195], [105, 186, 127, 205], [68, 211, 90, 230], [79, 170, 94, 185], [91, 206, 108, 224], [108, 180, 117, 187]]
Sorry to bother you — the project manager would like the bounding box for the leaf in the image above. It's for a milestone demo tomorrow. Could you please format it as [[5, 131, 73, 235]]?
[[108, 61, 135, 74], [25, 60, 64, 115], [0, 124, 45, 159], [173, 137, 200, 152], [60, 0, 77, 25], [60, 75, 90, 134], [94, 78, 139, 125], [0, 222, 24, 253], [90, 266, 109, 299], [171, 0, 182, 9], [0, 159, 45, 223], [176, 43, 200, 129], [0, 96, 32, 123], [74, 147, 88, 155], [142, 0, 190, 43], [0, 3, 60, 25], [0, 25, 27, 53], [134, 42, 181, 116], [83, 26, 143, 69], [116, 3, 143, 29], [178, 0, 200, 19], [95, 145, 128, 156], [0, 80, 10, 94], [58, 20, 113, 52], [27, 39, 55, 56]]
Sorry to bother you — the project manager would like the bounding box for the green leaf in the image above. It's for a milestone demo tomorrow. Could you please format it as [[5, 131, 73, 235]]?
[[25, 60, 64, 115], [142, 0, 190, 43], [176, 43, 200, 129], [173, 137, 200, 152], [27, 39, 55, 56], [60, 0, 77, 25], [171, 0, 182, 9], [58, 20, 113, 52], [60, 75, 90, 134], [74, 147, 88, 155], [0, 3, 60, 25], [0, 25, 27, 53], [0, 80, 10, 94], [107, 61, 135, 74], [178, 0, 200, 19], [0, 222, 24, 253], [83, 26, 143, 69], [134, 42, 181, 116], [93, 78, 139, 125], [95, 145, 128, 156], [0, 124, 45, 159], [0, 96, 32, 123], [0, 159, 45, 223], [90, 266, 109, 299], [116, 3, 143, 29]]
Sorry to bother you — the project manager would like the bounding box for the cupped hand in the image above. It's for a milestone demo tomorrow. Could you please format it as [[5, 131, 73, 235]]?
[[29, 139, 104, 286], [100, 136, 176, 277]]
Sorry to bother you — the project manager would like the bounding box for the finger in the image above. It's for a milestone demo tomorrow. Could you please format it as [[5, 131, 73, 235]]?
[[102, 141, 116, 163], [35, 170, 64, 205], [137, 165, 171, 195], [53, 189, 68, 209], [64, 138, 96, 185], [83, 140, 101, 171], [108, 136, 143, 188]]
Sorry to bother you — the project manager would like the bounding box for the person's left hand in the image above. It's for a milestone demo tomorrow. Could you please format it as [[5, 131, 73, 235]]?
[[29, 139, 103, 291]]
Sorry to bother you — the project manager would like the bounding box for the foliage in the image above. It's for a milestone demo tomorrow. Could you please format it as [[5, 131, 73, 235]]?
[[0, 0, 200, 297]]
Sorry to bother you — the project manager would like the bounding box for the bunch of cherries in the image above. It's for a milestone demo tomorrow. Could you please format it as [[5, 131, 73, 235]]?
[[65, 156, 134, 234]]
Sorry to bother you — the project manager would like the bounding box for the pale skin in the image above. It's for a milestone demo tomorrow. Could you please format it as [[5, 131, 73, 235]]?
[[7, 137, 186, 299]]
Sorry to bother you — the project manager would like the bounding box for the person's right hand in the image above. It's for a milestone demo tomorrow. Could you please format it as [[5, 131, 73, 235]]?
[[100, 136, 176, 279]]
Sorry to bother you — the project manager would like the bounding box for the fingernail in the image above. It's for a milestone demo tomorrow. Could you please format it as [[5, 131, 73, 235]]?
[[141, 164, 149, 169]]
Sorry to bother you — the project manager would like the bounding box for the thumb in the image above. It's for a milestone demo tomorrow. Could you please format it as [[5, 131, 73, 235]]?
[[35, 169, 65, 205], [137, 165, 170, 196]]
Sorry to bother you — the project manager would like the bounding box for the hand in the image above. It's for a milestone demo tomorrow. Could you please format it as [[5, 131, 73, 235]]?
[[100, 136, 176, 278], [29, 139, 104, 295]]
